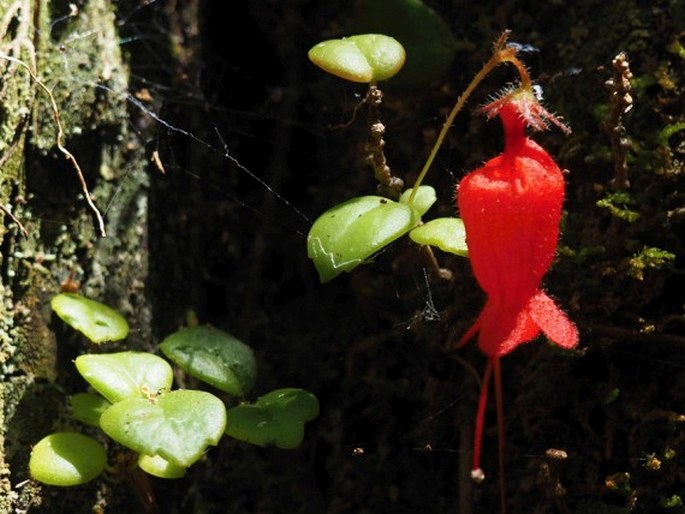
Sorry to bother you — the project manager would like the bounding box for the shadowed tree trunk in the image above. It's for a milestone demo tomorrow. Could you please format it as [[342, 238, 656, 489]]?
[[1, 0, 152, 511]]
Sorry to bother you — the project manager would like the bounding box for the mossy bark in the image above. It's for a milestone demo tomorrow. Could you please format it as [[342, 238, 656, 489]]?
[[1, 0, 149, 511]]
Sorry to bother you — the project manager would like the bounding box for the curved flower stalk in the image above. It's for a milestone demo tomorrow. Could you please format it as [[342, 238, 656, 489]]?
[[455, 85, 579, 510]]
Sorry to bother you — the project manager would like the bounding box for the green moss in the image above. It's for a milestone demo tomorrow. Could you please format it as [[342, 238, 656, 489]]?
[[662, 495, 683, 509], [30, 0, 129, 151], [628, 246, 676, 280], [596, 191, 641, 223]]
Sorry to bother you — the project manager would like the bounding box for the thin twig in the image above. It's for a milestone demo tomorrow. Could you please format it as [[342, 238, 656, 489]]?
[[588, 323, 685, 346], [0, 53, 107, 236], [0, 204, 29, 237]]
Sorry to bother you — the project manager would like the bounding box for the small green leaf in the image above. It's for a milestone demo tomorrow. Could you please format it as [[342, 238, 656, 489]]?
[[308, 188, 435, 282], [29, 432, 106, 486], [344, 34, 406, 81], [75, 352, 173, 403], [159, 325, 257, 396], [226, 388, 319, 450], [308, 34, 405, 83], [350, 0, 458, 87], [99, 389, 226, 468], [409, 217, 468, 257], [70, 392, 111, 426], [399, 185, 437, 217], [309, 39, 372, 82], [138, 454, 186, 479], [51, 293, 129, 343], [257, 388, 320, 421]]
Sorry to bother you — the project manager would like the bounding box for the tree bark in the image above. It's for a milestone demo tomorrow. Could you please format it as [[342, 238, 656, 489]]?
[[1, 0, 150, 511]]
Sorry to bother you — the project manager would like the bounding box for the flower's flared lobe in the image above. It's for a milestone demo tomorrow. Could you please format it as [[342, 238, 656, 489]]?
[[457, 99, 578, 357]]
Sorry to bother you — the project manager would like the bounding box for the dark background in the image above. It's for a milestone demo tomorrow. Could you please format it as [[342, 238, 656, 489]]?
[[41, 0, 685, 512]]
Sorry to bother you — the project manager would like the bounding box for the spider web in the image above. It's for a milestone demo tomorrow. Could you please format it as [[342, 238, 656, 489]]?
[[2, 2, 492, 512]]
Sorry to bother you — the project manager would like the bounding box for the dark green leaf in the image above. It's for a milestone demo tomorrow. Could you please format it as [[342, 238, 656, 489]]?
[[350, 0, 458, 87], [70, 392, 111, 426], [226, 388, 319, 449], [159, 325, 257, 396]]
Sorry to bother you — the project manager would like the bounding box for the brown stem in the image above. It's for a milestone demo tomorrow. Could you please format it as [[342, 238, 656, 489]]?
[[365, 84, 404, 199], [588, 322, 685, 346], [603, 52, 633, 191], [421, 244, 453, 281]]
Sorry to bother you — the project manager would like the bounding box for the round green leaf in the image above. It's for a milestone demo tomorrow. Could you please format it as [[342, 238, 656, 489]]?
[[350, 0, 458, 87], [29, 432, 106, 486], [345, 34, 406, 81], [399, 185, 437, 216], [51, 293, 129, 343], [99, 389, 226, 468], [308, 39, 372, 82], [226, 388, 319, 450], [75, 352, 173, 403], [409, 217, 468, 257], [159, 325, 257, 396], [70, 393, 111, 426], [226, 405, 283, 447], [308, 34, 405, 83], [307, 195, 419, 282], [138, 454, 186, 479]]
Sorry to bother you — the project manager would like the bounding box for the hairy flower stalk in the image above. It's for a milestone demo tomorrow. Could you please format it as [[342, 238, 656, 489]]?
[[456, 86, 578, 508]]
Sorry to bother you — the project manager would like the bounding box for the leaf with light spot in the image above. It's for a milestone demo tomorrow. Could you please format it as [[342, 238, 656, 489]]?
[[75, 352, 173, 403]]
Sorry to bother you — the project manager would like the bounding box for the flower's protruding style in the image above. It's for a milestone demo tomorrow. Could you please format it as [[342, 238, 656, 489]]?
[[456, 88, 578, 357]]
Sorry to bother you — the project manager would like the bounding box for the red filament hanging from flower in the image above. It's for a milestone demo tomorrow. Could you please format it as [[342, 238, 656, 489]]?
[[455, 86, 579, 498]]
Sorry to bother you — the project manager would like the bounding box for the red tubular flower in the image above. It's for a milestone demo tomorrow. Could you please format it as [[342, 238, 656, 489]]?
[[457, 89, 578, 357], [455, 88, 579, 501]]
